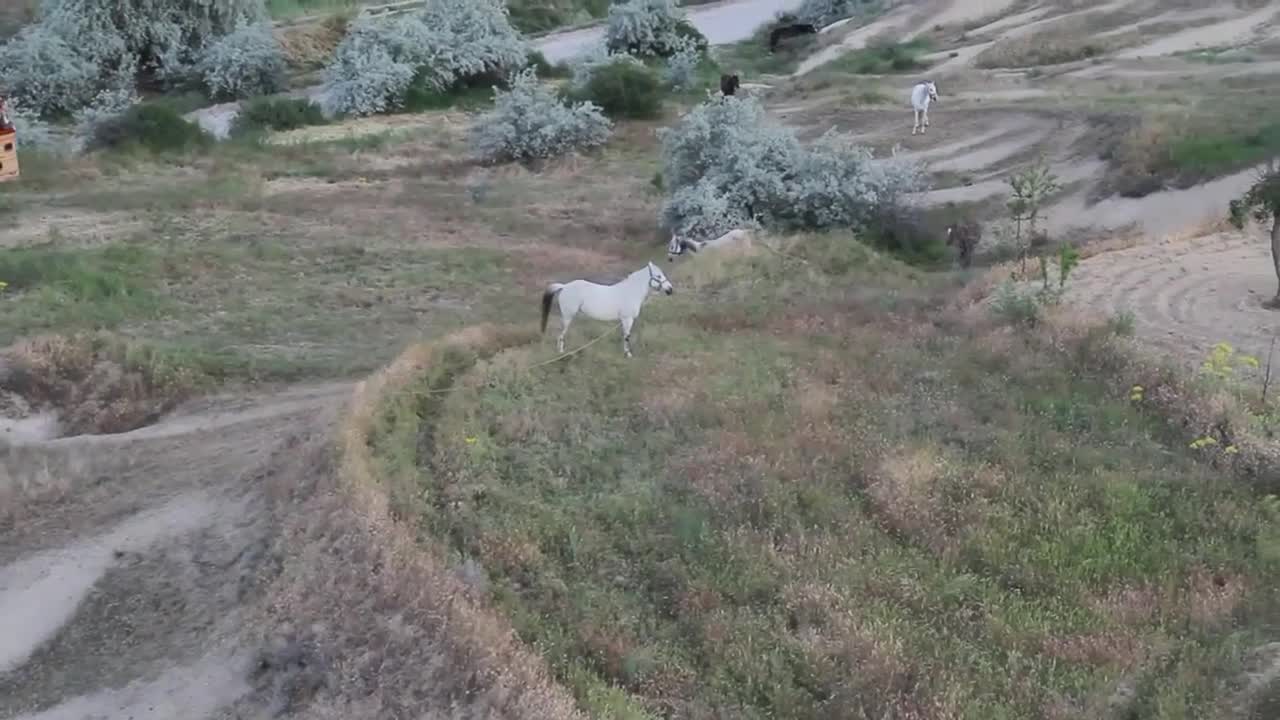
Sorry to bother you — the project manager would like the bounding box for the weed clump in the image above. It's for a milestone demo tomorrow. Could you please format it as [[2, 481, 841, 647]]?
[[570, 56, 664, 119], [233, 97, 328, 135], [87, 103, 212, 153], [1, 333, 205, 435]]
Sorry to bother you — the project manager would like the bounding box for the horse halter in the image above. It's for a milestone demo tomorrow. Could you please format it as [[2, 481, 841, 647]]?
[[648, 264, 664, 289]]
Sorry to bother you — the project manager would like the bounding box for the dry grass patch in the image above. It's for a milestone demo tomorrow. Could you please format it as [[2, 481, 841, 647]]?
[[974, 10, 1143, 69], [250, 325, 582, 719], [1, 333, 207, 435], [274, 15, 348, 70]]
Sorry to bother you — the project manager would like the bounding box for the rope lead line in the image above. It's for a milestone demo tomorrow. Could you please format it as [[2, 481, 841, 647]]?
[[407, 325, 619, 399]]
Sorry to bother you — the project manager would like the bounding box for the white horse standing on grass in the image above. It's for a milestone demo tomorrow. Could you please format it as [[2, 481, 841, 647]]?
[[541, 261, 675, 358], [910, 80, 938, 135]]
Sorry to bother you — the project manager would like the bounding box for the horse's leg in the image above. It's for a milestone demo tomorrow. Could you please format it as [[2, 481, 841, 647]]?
[[557, 309, 573, 354], [620, 316, 634, 358], [912, 109, 919, 135], [923, 106, 930, 129]]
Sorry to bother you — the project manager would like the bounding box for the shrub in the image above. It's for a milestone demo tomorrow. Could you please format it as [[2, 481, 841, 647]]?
[[663, 176, 760, 240], [469, 67, 611, 165], [861, 202, 946, 265], [658, 95, 924, 242], [73, 86, 141, 141], [661, 33, 703, 89], [8, 99, 59, 151], [233, 96, 326, 134], [197, 21, 288, 100], [0, 26, 99, 117], [573, 56, 663, 119], [319, 34, 415, 116], [991, 281, 1041, 326], [0, 0, 267, 116], [605, 0, 691, 58], [567, 41, 615, 90], [526, 49, 569, 78], [672, 19, 709, 53], [88, 103, 212, 153], [42, 0, 266, 86], [319, 0, 527, 116]]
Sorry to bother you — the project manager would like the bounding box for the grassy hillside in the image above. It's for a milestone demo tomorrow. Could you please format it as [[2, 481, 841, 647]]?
[[369, 235, 1280, 719]]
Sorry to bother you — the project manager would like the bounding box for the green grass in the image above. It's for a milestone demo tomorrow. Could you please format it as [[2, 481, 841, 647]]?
[[139, 90, 214, 117], [715, 33, 816, 77], [828, 38, 933, 74], [0, 224, 520, 377], [0, 116, 664, 379], [371, 233, 1280, 719], [1103, 110, 1280, 197], [508, 0, 610, 34], [0, 242, 164, 334], [1181, 47, 1259, 64], [232, 97, 329, 135], [401, 76, 500, 113], [1166, 120, 1280, 184]]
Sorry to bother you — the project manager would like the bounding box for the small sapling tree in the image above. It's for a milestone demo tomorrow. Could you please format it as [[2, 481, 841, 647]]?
[[1229, 158, 1280, 308]]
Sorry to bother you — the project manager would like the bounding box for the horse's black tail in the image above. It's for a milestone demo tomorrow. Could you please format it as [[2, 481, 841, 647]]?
[[540, 286, 562, 334]]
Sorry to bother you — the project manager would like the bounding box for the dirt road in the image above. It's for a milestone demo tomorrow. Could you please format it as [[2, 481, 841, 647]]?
[[0, 383, 348, 720]]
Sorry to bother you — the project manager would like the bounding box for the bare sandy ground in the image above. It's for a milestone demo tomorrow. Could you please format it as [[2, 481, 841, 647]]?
[[1046, 166, 1263, 239], [0, 382, 347, 720], [1116, 5, 1280, 59], [1064, 229, 1280, 362], [929, 0, 1020, 30]]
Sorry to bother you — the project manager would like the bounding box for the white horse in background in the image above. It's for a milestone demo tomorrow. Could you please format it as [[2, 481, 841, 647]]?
[[910, 80, 938, 135], [666, 228, 758, 261], [541, 261, 675, 358]]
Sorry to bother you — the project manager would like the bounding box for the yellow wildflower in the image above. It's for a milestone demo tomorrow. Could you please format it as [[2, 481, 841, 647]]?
[[1225, 445, 1239, 455]]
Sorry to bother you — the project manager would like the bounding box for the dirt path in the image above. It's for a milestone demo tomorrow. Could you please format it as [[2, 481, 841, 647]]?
[[0, 382, 348, 720], [1046, 165, 1262, 238]]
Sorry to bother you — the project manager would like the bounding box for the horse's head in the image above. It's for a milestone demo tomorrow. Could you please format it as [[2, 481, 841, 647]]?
[[667, 233, 684, 262], [647, 261, 674, 295], [926, 81, 938, 102]]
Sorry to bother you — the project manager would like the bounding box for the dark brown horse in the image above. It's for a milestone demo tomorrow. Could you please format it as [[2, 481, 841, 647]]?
[[945, 219, 982, 268], [768, 23, 817, 53], [719, 73, 740, 96]]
